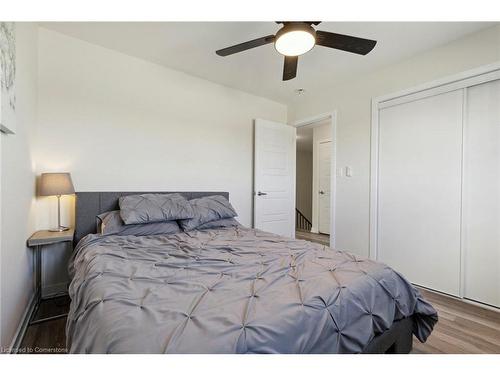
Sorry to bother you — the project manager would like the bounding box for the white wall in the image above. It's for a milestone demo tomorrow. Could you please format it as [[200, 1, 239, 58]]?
[[34, 28, 287, 291], [0, 23, 38, 349], [296, 150, 312, 221], [289, 25, 500, 256]]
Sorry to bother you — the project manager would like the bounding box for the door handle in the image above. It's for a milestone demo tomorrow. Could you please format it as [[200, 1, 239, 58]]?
[[257, 191, 268, 196], [319, 191, 325, 195]]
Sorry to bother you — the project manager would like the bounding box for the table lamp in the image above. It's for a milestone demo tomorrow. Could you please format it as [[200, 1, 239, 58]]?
[[39, 172, 75, 232]]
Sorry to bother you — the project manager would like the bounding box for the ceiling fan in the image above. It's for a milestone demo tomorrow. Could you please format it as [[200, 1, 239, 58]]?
[[216, 22, 377, 81]]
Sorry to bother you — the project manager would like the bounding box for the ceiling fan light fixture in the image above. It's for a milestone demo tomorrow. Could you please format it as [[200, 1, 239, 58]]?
[[274, 24, 316, 57], [215, 21, 377, 81]]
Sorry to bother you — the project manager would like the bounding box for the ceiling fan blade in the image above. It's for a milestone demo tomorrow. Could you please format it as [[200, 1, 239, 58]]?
[[315, 30, 377, 55], [216, 35, 275, 56], [283, 55, 298, 81]]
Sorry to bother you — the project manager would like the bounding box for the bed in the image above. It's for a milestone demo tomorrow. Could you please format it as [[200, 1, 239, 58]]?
[[66, 191, 437, 354]]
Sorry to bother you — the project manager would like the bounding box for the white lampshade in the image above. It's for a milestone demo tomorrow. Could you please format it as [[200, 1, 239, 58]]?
[[39, 173, 75, 197]]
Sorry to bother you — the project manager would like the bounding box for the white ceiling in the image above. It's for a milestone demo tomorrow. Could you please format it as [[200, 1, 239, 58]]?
[[40, 22, 497, 104]]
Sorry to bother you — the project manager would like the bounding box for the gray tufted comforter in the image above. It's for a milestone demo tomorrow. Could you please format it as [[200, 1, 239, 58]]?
[[66, 226, 437, 353]]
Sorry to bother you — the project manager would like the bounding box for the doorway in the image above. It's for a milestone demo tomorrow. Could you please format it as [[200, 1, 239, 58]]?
[[294, 113, 336, 247]]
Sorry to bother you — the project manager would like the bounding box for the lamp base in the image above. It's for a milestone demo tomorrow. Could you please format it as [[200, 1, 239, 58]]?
[[49, 226, 70, 232]]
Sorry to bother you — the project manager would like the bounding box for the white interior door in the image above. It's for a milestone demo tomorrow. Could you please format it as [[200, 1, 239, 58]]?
[[254, 119, 296, 238], [377, 90, 463, 296], [318, 141, 331, 234], [464, 80, 500, 308]]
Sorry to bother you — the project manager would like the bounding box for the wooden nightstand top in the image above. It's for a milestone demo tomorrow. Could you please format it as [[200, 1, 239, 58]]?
[[27, 229, 74, 247]]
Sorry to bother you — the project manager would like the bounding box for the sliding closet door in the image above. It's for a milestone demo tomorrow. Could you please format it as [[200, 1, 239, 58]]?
[[377, 90, 463, 296], [464, 80, 500, 308]]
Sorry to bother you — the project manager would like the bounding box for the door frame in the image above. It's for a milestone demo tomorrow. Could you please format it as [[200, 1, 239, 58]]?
[[370, 62, 500, 299], [293, 111, 337, 248], [317, 139, 332, 235]]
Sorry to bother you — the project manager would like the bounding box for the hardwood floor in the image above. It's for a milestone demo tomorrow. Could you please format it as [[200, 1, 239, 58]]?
[[295, 230, 330, 246], [18, 296, 69, 354], [16, 285, 500, 354], [412, 288, 500, 354]]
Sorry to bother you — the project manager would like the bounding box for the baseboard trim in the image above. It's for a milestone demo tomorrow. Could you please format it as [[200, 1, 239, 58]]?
[[416, 284, 500, 312], [9, 293, 36, 354]]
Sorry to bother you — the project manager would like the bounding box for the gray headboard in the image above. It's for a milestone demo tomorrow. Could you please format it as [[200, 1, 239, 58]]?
[[74, 191, 229, 246]]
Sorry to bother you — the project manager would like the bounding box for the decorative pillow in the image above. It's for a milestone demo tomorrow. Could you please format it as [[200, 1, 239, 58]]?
[[119, 193, 194, 225], [196, 218, 240, 230], [97, 211, 181, 236], [179, 195, 237, 231]]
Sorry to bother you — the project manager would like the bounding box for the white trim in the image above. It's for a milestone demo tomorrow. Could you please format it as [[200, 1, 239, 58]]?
[[9, 293, 36, 353], [293, 111, 337, 248], [379, 70, 500, 110], [459, 87, 467, 298], [316, 139, 332, 236], [330, 111, 338, 248], [291, 130, 297, 239], [374, 61, 500, 106], [370, 62, 500, 262], [416, 285, 500, 313], [369, 99, 379, 260], [292, 112, 333, 128]]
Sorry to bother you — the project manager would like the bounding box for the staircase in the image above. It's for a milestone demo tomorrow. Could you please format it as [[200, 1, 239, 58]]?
[[295, 208, 312, 232]]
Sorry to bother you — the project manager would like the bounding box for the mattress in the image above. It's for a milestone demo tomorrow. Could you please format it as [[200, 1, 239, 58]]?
[[66, 226, 437, 353]]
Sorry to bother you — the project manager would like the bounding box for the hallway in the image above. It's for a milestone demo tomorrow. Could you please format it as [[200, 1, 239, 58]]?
[[295, 230, 330, 246]]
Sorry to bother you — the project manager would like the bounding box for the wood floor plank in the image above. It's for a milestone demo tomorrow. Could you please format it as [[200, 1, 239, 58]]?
[[429, 304, 500, 331], [435, 323, 497, 353], [18, 296, 68, 354], [420, 289, 500, 322], [295, 230, 330, 246], [413, 288, 500, 354]]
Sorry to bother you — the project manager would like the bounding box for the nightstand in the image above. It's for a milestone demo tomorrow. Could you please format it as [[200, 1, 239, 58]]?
[[27, 229, 74, 325]]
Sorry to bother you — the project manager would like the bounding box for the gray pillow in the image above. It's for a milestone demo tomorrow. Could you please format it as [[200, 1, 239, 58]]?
[[119, 193, 194, 225], [196, 218, 240, 230], [98, 211, 181, 236], [179, 195, 237, 231]]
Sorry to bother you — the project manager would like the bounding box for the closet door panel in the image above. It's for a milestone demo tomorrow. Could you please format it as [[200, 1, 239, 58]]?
[[378, 90, 463, 296], [464, 80, 500, 308]]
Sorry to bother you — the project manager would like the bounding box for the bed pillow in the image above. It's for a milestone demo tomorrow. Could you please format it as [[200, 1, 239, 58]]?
[[179, 195, 237, 231], [196, 218, 240, 230], [98, 211, 181, 236], [119, 193, 194, 225]]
